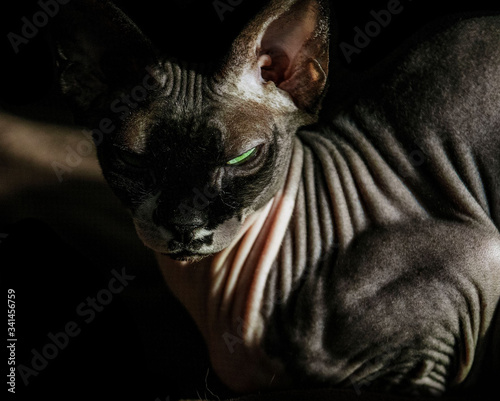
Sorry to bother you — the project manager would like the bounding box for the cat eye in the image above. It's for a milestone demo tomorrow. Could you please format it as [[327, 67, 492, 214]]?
[[113, 146, 147, 170], [226, 147, 258, 166]]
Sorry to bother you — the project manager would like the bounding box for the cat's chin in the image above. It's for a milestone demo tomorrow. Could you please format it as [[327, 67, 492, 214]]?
[[161, 252, 211, 263]]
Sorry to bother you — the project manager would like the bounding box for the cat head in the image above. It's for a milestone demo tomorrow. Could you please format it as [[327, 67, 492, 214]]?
[[55, 0, 330, 260]]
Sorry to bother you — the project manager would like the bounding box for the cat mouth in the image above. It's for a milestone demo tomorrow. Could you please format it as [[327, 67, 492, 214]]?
[[134, 213, 242, 261], [169, 232, 214, 248], [161, 233, 215, 261]]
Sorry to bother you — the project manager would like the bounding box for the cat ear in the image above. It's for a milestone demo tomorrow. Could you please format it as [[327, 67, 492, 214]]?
[[53, 0, 161, 116], [223, 0, 330, 113]]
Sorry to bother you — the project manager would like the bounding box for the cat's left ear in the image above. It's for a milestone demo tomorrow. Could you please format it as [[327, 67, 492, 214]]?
[[52, 0, 162, 120], [223, 0, 330, 114]]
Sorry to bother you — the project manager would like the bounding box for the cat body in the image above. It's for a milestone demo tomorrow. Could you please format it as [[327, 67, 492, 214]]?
[[54, 0, 500, 396]]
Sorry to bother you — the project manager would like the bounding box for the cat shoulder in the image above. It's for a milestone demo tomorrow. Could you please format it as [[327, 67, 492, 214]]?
[[362, 14, 500, 149]]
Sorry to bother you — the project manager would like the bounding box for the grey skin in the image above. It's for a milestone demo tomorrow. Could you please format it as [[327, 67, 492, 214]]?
[[54, 0, 500, 396]]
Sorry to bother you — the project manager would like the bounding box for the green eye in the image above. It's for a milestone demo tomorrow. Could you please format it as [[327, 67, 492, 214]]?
[[226, 147, 257, 166]]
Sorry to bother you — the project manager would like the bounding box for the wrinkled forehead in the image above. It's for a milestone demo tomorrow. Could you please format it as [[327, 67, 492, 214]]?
[[119, 94, 276, 154], [206, 99, 277, 152]]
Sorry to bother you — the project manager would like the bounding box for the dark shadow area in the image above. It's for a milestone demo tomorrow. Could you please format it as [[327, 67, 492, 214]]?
[[1, 218, 233, 400]]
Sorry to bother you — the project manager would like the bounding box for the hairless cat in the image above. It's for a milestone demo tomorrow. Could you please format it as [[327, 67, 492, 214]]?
[[54, 0, 500, 396]]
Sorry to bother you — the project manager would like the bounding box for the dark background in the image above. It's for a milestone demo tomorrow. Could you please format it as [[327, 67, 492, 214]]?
[[1, 1, 499, 401], [1, 0, 499, 115]]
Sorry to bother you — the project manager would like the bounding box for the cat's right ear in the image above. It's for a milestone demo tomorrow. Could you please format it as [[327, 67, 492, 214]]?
[[221, 0, 330, 114], [52, 0, 162, 118]]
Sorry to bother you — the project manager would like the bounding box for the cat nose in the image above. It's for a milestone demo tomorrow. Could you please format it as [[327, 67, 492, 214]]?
[[153, 206, 208, 231], [168, 209, 207, 228], [168, 216, 208, 244]]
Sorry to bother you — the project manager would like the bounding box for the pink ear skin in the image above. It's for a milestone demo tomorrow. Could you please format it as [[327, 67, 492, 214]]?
[[256, 0, 329, 112], [258, 54, 276, 81], [278, 57, 327, 111], [224, 0, 329, 114]]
